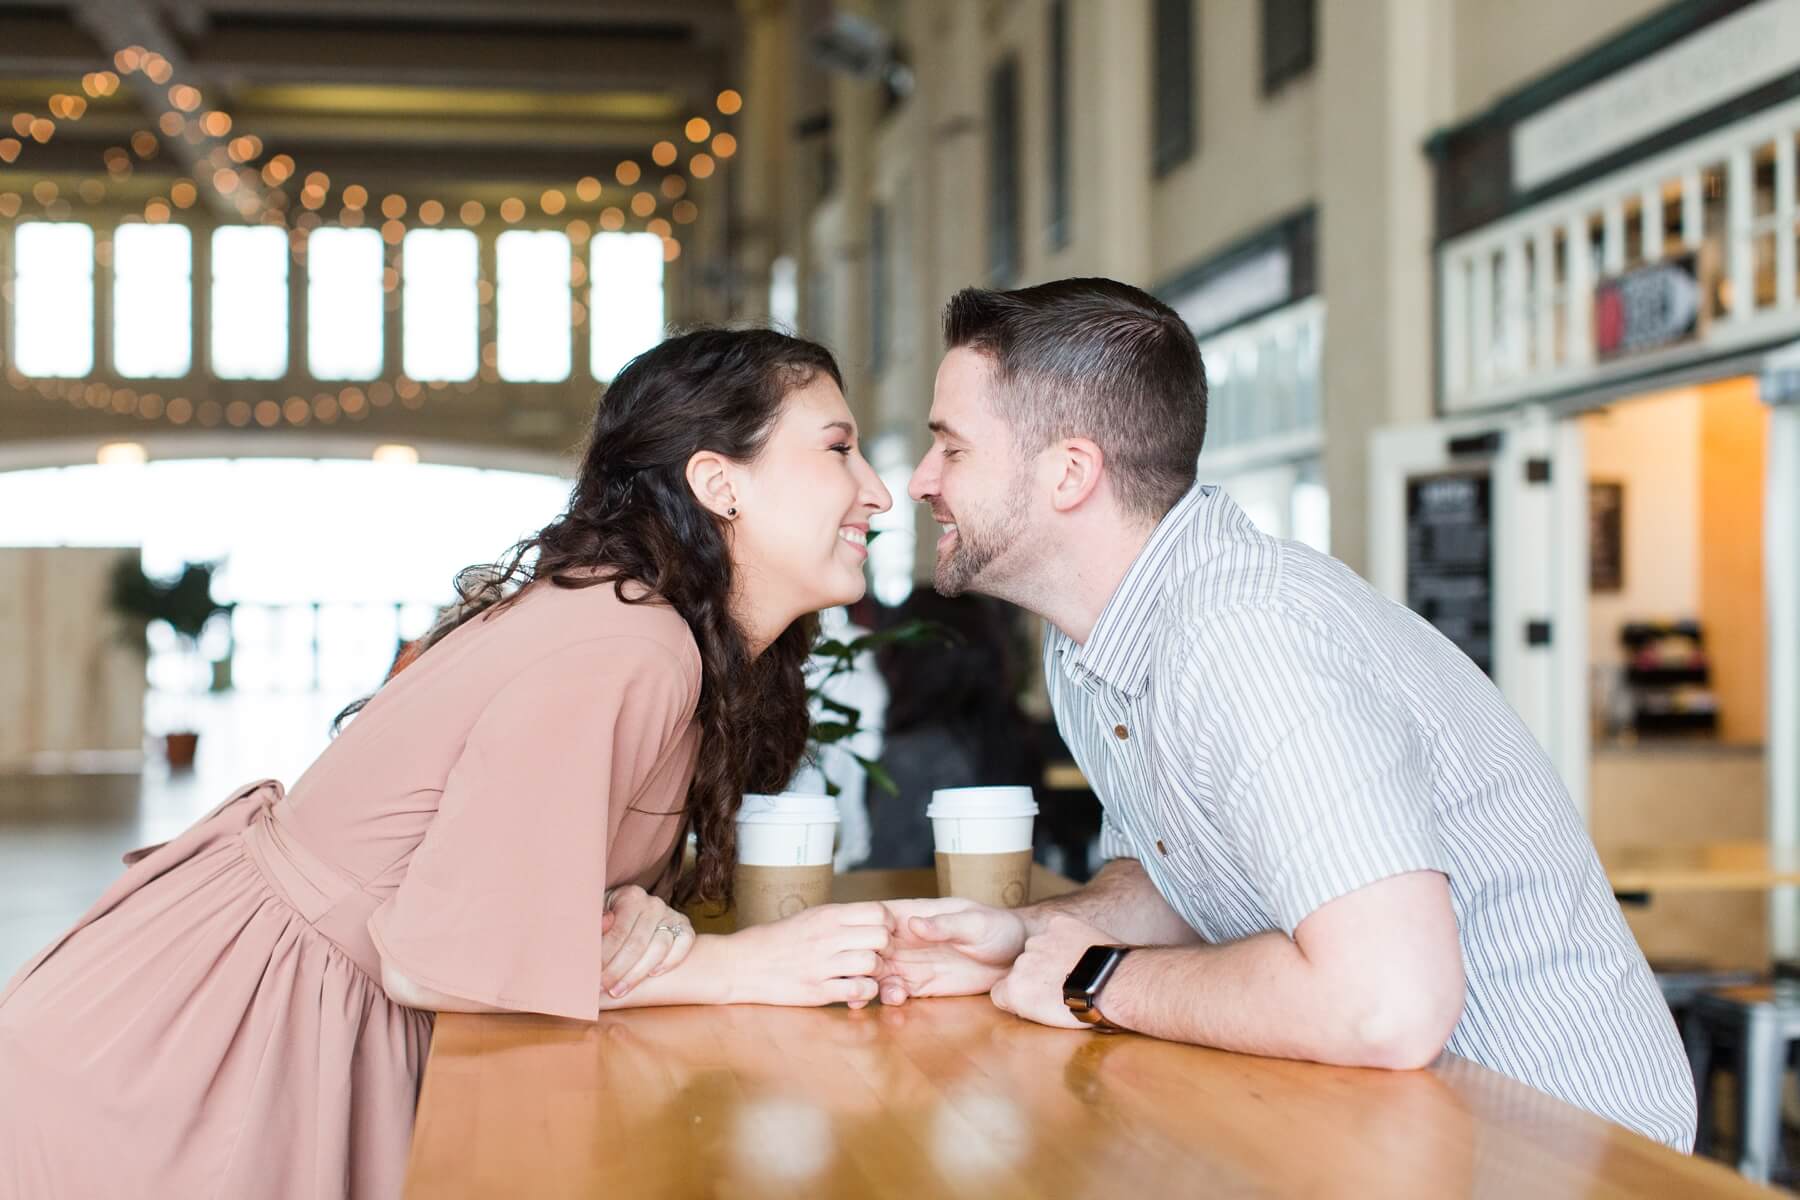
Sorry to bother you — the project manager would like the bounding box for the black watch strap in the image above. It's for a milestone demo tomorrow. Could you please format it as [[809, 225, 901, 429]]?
[[1063, 944, 1131, 1032]]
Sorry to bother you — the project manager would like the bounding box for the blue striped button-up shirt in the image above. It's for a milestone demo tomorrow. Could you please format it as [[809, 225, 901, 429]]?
[[1044, 484, 1696, 1149]]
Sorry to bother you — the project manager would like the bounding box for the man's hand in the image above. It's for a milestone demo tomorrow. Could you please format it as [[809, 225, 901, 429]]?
[[990, 912, 1118, 1030], [873, 897, 1027, 1006]]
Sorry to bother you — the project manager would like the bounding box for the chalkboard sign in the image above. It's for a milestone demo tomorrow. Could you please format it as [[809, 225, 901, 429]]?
[[1406, 472, 1493, 676]]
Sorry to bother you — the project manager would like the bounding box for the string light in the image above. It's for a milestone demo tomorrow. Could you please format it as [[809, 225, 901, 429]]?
[[2, 53, 741, 242], [3, 55, 748, 435]]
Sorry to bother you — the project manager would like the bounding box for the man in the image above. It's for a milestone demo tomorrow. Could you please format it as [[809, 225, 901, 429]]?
[[877, 277, 1696, 1150]]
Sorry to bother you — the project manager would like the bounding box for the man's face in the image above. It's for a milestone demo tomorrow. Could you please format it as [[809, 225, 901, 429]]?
[[908, 348, 1032, 597]]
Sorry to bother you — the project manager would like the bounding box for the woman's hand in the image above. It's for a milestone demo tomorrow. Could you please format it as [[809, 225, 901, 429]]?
[[722, 902, 896, 1009], [602, 884, 696, 999], [871, 897, 1027, 1006]]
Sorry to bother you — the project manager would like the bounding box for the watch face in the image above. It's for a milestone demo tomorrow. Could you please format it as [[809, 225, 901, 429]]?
[[1065, 945, 1125, 999]]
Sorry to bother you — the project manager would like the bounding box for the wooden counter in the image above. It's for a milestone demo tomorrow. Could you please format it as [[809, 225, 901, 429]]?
[[405, 868, 1772, 1198], [1604, 842, 1800, 894]]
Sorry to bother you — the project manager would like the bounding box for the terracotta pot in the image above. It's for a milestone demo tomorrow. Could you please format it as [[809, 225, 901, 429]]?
[[165, 732, 199, 769]]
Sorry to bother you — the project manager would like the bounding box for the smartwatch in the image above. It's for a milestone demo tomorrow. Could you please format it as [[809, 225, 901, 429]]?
[[1063, 944, 1131, 1032]]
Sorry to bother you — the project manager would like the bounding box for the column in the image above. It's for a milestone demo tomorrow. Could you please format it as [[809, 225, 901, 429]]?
[[1076, 0, 1152, 286], [732, 0, 790, 323], [828, 0, 878, 436], [1318, 0, 1452, 577]]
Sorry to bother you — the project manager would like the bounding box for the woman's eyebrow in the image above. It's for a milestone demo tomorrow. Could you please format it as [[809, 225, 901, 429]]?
[[821, 420, 856, 437]]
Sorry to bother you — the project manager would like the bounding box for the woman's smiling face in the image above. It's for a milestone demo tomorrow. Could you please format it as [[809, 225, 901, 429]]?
[[725, 373, 892, 623]]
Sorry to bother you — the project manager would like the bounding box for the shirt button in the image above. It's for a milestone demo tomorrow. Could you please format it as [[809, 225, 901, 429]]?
[[1113, 724, 1129, 740], [1156, 839, 1168, 856]]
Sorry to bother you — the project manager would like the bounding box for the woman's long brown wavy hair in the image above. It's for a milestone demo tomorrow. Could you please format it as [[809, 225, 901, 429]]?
[[336, 328, 837, 905]]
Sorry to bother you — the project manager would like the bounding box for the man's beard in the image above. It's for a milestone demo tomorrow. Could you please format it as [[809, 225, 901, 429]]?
[[934, 486, 1029, 598]]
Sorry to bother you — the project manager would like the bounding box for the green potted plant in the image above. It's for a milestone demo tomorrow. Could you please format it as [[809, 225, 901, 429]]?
[[109, 556, 232, 768], [807, 616, 951, 798]]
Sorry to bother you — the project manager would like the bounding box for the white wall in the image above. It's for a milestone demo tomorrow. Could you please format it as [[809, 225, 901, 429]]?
[[0, 547, 145, 769]]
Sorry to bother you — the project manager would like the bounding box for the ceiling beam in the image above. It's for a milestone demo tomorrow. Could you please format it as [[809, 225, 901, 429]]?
[[192, 0, 735, 43], [198, 113, 680, 152], [7, 133, 711, 196], [186, 25, 724, 102]]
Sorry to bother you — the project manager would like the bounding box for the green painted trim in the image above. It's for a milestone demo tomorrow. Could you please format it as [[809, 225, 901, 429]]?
[[1433, 70, 1800, 244], [1423, 0, 1754, 155], [1152, 206, 1317, 331]]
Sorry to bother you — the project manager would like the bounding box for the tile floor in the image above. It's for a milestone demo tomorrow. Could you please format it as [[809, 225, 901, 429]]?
[[1, 690, 343, 979]]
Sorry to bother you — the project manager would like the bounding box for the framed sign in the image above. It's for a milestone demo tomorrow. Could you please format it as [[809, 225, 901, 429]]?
[[1589, 481, 1624, 593], [1594, 252, 1707, 360]]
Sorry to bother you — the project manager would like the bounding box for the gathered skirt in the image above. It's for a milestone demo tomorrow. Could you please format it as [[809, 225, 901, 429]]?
[[0, 780, 433, 1199]]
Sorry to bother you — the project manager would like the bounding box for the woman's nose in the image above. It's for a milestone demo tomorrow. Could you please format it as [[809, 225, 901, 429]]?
[[861, 462, 893, 514]]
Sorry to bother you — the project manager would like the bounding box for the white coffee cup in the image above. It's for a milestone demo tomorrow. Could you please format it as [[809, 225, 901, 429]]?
[[926, 786, 1038, 854], [928, 787, 1038, 909], [733, 793, 840, 928], [735, 792, 839, 866]]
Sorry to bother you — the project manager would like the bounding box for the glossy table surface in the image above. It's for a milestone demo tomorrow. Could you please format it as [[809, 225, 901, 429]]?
[[405, 868, 1775, 1198]]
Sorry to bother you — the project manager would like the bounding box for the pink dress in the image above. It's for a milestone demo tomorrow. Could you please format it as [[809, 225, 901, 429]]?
[[0, 578, 701, 1199]]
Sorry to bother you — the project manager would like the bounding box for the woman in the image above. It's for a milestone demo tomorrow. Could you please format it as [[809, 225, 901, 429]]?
[[0, 329, 895, 1198]]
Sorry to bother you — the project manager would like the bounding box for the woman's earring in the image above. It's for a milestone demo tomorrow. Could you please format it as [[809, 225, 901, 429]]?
[[726, 506, 737, 518]]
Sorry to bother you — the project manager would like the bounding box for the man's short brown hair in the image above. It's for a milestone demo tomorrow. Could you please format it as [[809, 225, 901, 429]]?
[[942, 277, 1208, 519]]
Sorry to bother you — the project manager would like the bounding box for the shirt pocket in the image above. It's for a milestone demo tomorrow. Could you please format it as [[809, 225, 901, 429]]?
[[1148, 833, 1276, 944]]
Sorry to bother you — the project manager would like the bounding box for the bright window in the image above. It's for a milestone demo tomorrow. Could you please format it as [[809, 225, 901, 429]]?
[[307, 228, 383, 380], [210, 226, 289, 379], [113, 223, 192, 378], [402, 229, 478, 381], [12, 222, 95, 377], [589, 233, 664, 382], [497, 230, 571, 382]]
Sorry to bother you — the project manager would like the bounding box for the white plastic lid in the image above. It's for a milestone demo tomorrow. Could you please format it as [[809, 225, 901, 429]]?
[[737, 792, 841, 825], [926, 786, 1039, 819]]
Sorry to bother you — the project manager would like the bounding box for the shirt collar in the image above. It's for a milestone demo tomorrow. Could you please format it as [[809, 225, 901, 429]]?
[[1061, 483, 1216, 697]]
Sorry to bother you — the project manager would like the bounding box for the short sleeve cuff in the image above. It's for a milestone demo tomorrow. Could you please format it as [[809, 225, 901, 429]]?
[[1263, 824, 1451, 937]]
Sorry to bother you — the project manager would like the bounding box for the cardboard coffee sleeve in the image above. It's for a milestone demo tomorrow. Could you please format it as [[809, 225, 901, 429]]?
[[934, 849, 1033, 909], [734, 862, 833, 928]]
